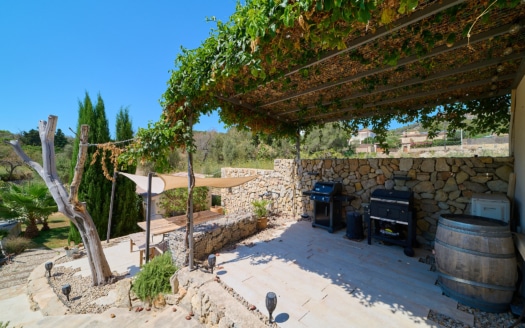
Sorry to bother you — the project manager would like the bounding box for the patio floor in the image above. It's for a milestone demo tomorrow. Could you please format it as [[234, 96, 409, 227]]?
[[216, 220, 474, 327]]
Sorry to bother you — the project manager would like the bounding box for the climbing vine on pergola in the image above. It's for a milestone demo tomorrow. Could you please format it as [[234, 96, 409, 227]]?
[[160, 0, 523, 149]]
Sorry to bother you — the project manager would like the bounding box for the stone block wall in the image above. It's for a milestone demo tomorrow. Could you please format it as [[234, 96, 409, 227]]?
[[220, 159, 297, 216], [222, 157, 514, 244], [166, 212, 257, 268]]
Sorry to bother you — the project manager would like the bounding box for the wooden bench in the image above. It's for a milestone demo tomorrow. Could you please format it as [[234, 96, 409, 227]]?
[[137, 218, 178, 241], [129, 233, 171, 267]]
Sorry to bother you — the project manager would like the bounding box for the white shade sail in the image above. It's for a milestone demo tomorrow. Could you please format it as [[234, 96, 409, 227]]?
[[119, 172, 258, 194], [158, 174, 258, 190], [119, 172, 165, 194]]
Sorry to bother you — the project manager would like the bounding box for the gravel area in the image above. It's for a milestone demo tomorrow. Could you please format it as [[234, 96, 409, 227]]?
[[47, 265, 129, 314], [46, 236, 131, 314], [428, 305, 525, 328]]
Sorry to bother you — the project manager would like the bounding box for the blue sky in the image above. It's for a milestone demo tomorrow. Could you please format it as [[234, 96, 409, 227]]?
[[0, 1, 237, 137]]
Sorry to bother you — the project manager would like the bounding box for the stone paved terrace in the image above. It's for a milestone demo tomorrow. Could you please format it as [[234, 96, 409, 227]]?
[[212, 220, 474, 328]]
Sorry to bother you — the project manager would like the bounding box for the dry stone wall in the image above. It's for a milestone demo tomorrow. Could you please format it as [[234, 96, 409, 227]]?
[[219, 159, 297, 217], [166, 212, 257, 268], [221, 157, 514, 245]]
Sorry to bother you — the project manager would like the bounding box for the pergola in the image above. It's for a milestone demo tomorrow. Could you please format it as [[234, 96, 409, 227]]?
[[158, 0, 525, 271], [163, 1, 525, 143], [220, 1, 524, 125]]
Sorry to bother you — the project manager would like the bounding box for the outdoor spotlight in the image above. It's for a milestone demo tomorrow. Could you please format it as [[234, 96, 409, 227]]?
[[61, 284, 72, 302], [208, 254, 216, 274], [44, 261, 53, 278], [265, 292, 278, 324]]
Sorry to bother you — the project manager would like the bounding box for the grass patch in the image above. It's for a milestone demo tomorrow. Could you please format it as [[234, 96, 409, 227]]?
[[22, 213, 71, 250]]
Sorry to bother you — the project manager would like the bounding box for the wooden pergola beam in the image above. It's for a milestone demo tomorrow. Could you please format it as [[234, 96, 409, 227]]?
[[253, 24, 513, 109], [331, 90, 510, 124], [277, 52, 524, 117], [298, 74, 514, 122]]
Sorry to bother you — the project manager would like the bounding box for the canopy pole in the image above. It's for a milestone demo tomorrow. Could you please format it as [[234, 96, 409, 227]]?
[[295, 129, 301, 161], [145, 172, 153, 264], [106, 171, 118, 243], [294, 129, 301, 219], [188, 115, 195, 270]]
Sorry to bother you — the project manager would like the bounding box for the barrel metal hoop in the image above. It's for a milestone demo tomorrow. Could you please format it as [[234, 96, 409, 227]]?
[[438, 272, 516, 291], [438, 280, 512, 312], [435, 238, 515, 259], [437, 223, 511, 238]]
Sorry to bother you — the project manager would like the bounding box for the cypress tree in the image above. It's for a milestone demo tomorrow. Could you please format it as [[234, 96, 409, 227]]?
[[54, 128, 68, 149], [112, 107, 143, 237], [68, 92, 112, 242]]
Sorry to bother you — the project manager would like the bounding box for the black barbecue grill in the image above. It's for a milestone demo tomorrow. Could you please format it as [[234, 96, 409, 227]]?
[[367, 189, 416, 257], [303, 181, 350, 233]]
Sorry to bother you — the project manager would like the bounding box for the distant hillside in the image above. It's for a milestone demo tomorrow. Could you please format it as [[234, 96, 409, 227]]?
[[390, 122, 423, 134], [0, 129, 73, 183]]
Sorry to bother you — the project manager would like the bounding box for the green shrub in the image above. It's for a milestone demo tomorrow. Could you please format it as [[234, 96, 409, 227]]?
[[160, 187, 209, 217], [132, 252, 177, 305], [211, 195, 221, 206], [0, 321, 11, 328], [0, 230, 9, 240], [2, 236, 34, 255]]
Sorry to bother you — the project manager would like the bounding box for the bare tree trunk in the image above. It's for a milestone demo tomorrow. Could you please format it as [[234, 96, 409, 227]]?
[[7, 115, 112, 286]]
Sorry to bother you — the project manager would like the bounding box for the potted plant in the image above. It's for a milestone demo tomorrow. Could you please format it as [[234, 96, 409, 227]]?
[[252, 199, 271, 230], [64, 245, 79, 257], [211, 205, 224, 214]]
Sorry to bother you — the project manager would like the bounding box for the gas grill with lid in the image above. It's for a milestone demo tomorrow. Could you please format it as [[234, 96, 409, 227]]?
[[303, 181, 349, 233], [367, 189, 416, 257]]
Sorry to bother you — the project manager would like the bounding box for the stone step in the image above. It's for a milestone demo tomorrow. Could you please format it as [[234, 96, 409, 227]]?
[[0, 262, 48, 274]]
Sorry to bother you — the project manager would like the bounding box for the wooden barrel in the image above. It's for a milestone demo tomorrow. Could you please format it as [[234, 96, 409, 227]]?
[[435, 214, 517, 313]]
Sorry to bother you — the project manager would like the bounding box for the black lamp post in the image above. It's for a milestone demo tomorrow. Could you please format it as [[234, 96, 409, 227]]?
[[62, 284, 71, 302], [44, 261, 53, 278], [208, 254, 216, 274], [266, 292, 277, 324]]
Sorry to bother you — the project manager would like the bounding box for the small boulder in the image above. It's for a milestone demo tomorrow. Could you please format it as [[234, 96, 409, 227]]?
[[114, 278, 132, 308], [153, 293, 166, 309]]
